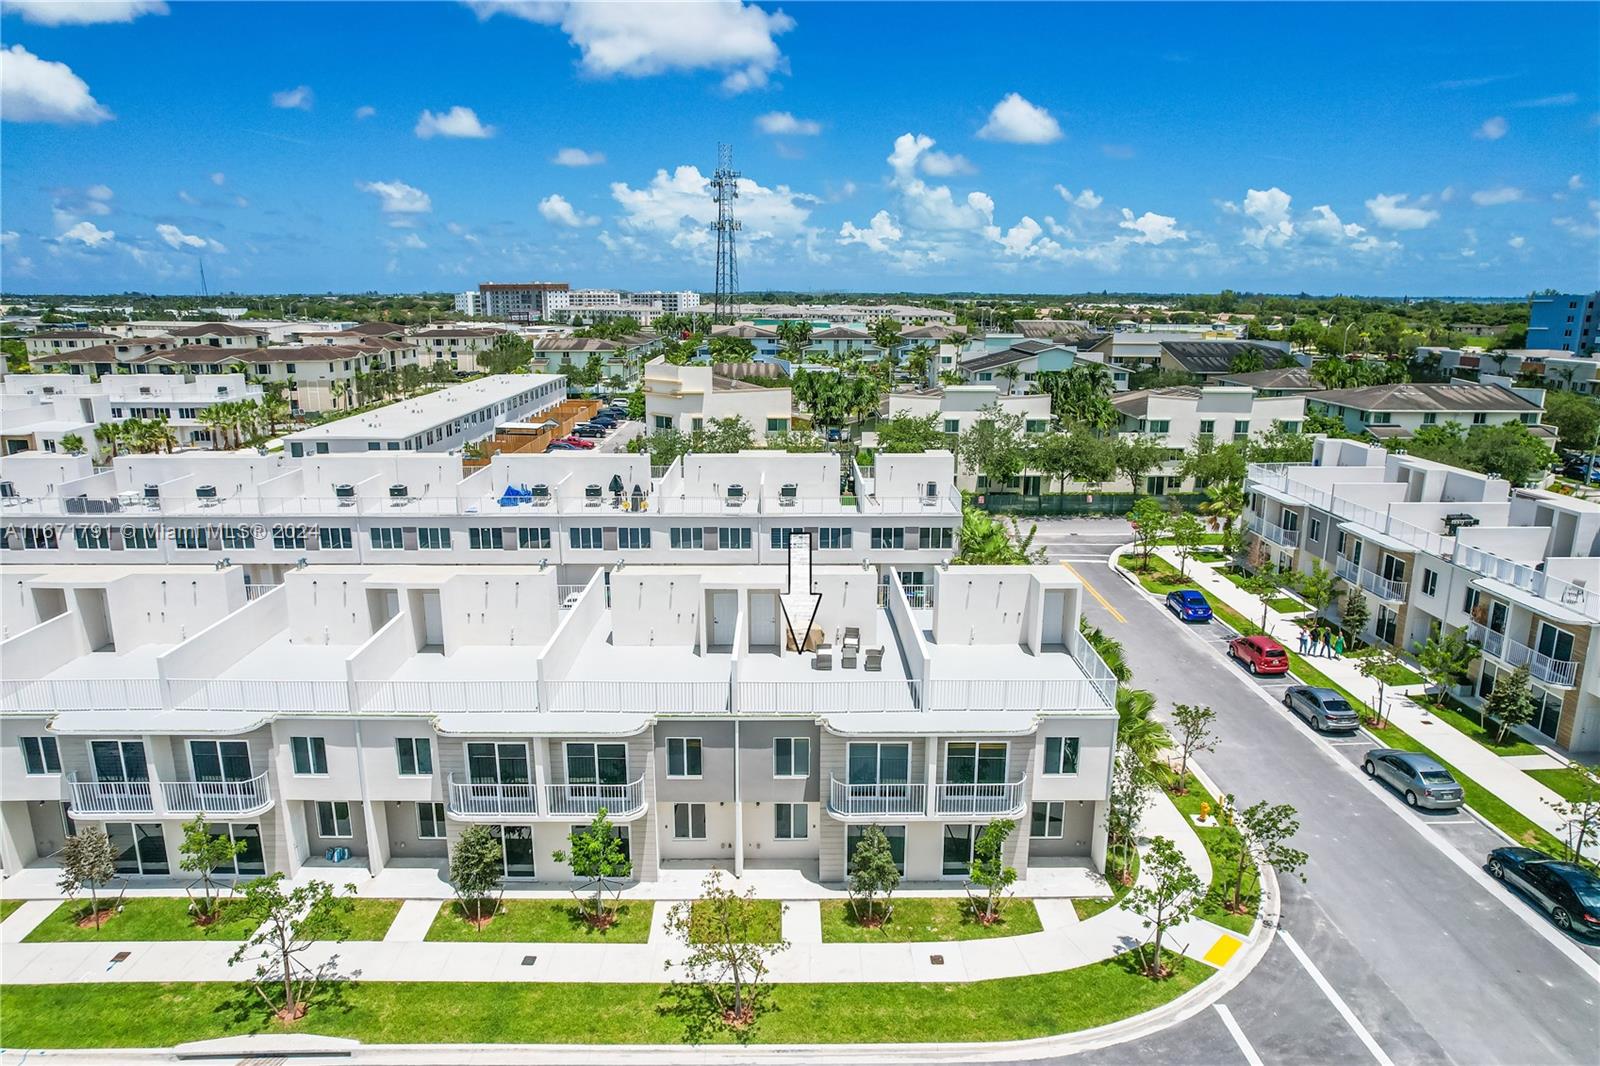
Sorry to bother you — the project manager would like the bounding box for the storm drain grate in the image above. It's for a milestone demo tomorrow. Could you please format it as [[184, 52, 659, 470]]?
[[522, 955, 538, 966], [929, 954, 944, 965]]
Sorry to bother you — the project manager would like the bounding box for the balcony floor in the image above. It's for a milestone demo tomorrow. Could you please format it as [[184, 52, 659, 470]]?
[[561, 610, 733, 684]]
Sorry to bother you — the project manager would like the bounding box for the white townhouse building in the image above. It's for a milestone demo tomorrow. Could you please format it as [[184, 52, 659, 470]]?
[[1113, 386, 1306, 493], [21, 330, 119, 357], [1303, 382, 1552, 443], [283, 375, 567, 455], [1245, 439, 1600, 753], [643, 358, 794, 435], [1, 373, 264, 458], [1421, 347, 1600, 397], [0, 455, 1115, 885]]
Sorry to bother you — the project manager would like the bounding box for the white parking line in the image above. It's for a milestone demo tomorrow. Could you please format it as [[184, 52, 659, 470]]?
[[1278, 930, 1396, 1066], [1213, 1004, 1265, 1066], [1427, 819, 1480, 826]]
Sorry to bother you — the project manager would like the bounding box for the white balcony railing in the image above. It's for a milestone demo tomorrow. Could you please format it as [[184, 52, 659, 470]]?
[[736, 680, 921, 715], [354, 681, 539, 715], [1334, 558, 1405, 602], [168, 679, 350, 714], [828, 777, 927, 817], [1468, 623, 1579, 687], [545, 681, 730, 715], [68, 773, 155, 814], [244, 582, 282, 601], [2, 678, 164, 713], [161, 771, 272, 815], [933, 775, 1028, 816], [923, 678, 1112, 714], [447, 774, 538, 817], [543, 777, 646, 818]]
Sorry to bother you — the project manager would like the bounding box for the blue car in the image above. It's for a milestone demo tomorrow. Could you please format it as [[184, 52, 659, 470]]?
[[1165, 589, 1213, 622]]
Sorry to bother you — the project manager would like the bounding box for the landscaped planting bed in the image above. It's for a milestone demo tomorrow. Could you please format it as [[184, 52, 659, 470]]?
[[688, 898, 784, 944], [819, 897, 1042, 942], [22, 898, 259, 943], [423, 899, 653, 942]]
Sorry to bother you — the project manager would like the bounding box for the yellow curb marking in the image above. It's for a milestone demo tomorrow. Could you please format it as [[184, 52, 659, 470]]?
[[1203, 932, 1244, 967], [1059, 561, 1126, 625]]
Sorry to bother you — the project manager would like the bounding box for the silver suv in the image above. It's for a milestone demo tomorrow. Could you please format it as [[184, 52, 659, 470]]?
[[1363, 748, 1464, 810], [1284, 686, 1361, 732]]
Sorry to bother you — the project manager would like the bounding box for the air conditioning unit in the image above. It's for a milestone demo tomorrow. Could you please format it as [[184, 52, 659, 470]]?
[[334, 484, 355, 499], [195, 485, 217, 499], [0, 481, 15, 499], [389, 484, 409, 498], [143, 484, 160, 499], [1444, 513, 1480, 536]]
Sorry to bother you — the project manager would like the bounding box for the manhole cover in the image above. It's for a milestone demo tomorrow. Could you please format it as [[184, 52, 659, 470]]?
[[111, 952, 131, 963]]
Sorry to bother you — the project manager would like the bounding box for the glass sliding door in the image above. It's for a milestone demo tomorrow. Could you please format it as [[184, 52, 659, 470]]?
[[942, 824, 974, 876], [847, 824, 906, 875], [89, 740, 150, 812], [564, 742, 629, 814], [106, 822, 140, 875], [465, 742, 533, 813], [494, 825, 536, 878], [943, 742, 1007, 813], [105, 822, 170, 875]]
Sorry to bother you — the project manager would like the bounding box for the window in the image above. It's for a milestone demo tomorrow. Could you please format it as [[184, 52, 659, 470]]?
[[519, 527, 551, 550], [871, 527, 905, 549], [673, 802, 706, 839], [1043, 736, 1080, 775], [718, 527, 751, 550], [654, 415, 673, 431], [1147, 419, 1170, 434], [417, 802, 446, 839], [1463, 586, 1481, 615], [919, 527, 954, 550], [1233, 419, 1251, 440], [222, 525, 255, 549], [1308, 517, 1322, 542], [666, 737, 703, 778], [172, 527, 207, 550], [1472, 412, 1488, 425], [1422, 568, 1439, 597], [396, 738, 433, 776], [318, 526, 352, 550], [773, 737, 811, 777], [847, 742, 910, 786], [772, 527, 806, 549], [818, 527, 851, 550], [190, 739, 251, 783], [316, 801, 353, 838], [272, 525, 306, 551], [1366, 412, 1392, 426], [618, 527, 650, 550], [20, 735, 60, 775], [570, 527, 603, 550], [944, 418, 961, 434], [566, 742, 627, 786], [418, 527, 450, 550], [766, 418, 789, 433], [1026, 419, 1050, 434], [1198, 419, 1215, 436], [1031, 801, 1065, 839], [370, 527, 403, 550], [1335, 530, 1347, 554], [291, 736, 328, 775], [74, 526, 109, 550], [848, 824, 906, 874], [469, 527, 504, 550], [946, 741, 1008, 784], [774, 803, 808, 840], [123, 525, 157, 550], [1422, 412, 1438, 425], [670, 527, 703, 549]]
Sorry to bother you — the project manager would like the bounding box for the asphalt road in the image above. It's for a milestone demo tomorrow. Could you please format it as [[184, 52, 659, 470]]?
[[1017, 517, 1600, 1066]]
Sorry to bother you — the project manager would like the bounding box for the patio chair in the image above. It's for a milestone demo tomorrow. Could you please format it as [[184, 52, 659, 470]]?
[[842, 626, 861, 652], [841, 646, 858, 669], [812, 650, 833, 671], [864, 646, 884, 671]]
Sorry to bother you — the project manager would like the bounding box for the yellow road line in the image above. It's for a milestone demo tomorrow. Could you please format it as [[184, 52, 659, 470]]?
[[1059, 561, 1126, 624], [1203, 932, 1244, 968]]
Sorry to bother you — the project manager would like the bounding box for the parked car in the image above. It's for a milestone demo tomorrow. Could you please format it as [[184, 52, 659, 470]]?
[[558, 435, 596, 449], [1487, 847, 1600, 935], [1363, 748, 1464, 809], [1283, 685, 1361, 732], [589, 412, 618, 425], [1228, 634, 1290, 675], [545, 441, 579, 451], [572, 424, 606, 438], [1165, 589, 1213, 622]]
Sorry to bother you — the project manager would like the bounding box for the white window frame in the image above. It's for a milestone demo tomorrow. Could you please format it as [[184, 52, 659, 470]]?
[[672, 802, 707, 840], [20, 735, 61, 775], [1031, 800, 1066, 839], [773, 737, 810, 778], [666, 737, 703, 779], [395, 737, 433, 776], [1042, 736, 1079, 775], [291, 735, 328, 776], [773, 802, 809, 840], [316, 800, 353, 839], [416, 801, 446, 839]]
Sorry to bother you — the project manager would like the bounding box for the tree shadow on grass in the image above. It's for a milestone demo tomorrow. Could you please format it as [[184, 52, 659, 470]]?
[[213, 957, 360, 1032], [656, 981, 778, 1046]]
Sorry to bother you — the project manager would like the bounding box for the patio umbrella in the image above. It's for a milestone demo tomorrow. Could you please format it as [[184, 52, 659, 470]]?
[[608, 474, 625, 495]]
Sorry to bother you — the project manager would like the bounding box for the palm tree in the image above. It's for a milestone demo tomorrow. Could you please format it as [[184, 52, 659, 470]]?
[[330, 380, 350, 410], [998, 364, 1023, 395], [1115, 687, 1173, 766], [1200, 478, 1246, 548], [94, 422, 125, 459], [196, 407, 226, 450]]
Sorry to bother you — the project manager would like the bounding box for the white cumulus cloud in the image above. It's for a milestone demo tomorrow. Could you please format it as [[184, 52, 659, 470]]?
[[1471, 186, 1523, 206], [358, 180, 432, 215], [1054, 185, 1101, 209], [469, 0, 795, 93], [56, 220, 114, 247], [920, 150, 975, 177], [1, 45, 113, 124], [538, 193, 599, 227], [1241, 187, 1294, 248], [1474, 115, 1508, 140], [1119, 209, 1186, 245], [1365, 193, 1439, 230], [156, 223, 222, 252], [838, 210, 903, 253], [1508, 235, 1527, 249], [757, 111, 822, 136], [271, 85, 313, 110], [415, 105, 495, 139], [5, 1, 166, 25], [553, 147, 605, 166], [976, 92, 1062, 143]]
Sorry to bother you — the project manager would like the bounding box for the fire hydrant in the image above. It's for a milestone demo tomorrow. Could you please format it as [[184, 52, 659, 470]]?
[[1199, 801, 1212, 824]]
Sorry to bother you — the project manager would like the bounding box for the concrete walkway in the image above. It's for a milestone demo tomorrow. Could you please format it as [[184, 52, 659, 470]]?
[[1156, 548, 1571, 838], [0, 796, 1253, 988]]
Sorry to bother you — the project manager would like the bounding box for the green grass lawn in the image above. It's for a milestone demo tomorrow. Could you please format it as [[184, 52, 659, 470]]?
[[22, 898, 258, 943], [1163, 784, 1257, 936], [0, 955, 1209, 1048], [0, 899, 26, 923], [1527, 767, 1597, 805], [1346, 648, 1425, 686], [687, 899, 784, 944], [1124, 554, 1200, 596], [819, 897, 1043, 942], [344, 899, 404, 941], [424, 899, 653, 943], [1193, 550, 1228, 563], [1411, 696, 1543, 757], [1266, 596, 1306, 614], [1074, 850, 1138, 921]]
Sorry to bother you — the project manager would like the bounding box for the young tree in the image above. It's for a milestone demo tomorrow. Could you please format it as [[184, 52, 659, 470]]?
[[846, 824, 901, 926], [449, 824, 504, 926], [1170, 511, 1205, 578], [179, 815, 246, 923], [554, 810, 633, 927], [227, 876, 355, 1022], [1028, 431, 1076, 494], [1121, 836, 1202, 978], [57, 826, 118, 929], [1170, 703, 1218, 793], [1355, 649, 1405, 727], [1128, 495, 1168, 569], [1413, 624, 1480, 709], [967, 819, 1018, 923], [1240, 562, 1283, 632], [1115, 434, 1169, 495], [1483, 662, 1536, 743], [1215, 796, 1308, 915], [1547, 761, 1600, 865], [1340, 586, 1370, 644], [1295, 560, 1338, 622], [1064, 427, 1118, 488], [876, 412, 945, 453], [666, 870, 790, 1029], [957, 405, 1028, 489], [1107, 744, 1155, 882]]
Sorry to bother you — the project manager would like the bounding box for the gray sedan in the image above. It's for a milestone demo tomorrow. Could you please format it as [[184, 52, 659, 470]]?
[[1363, 748, 1465, 810], [1284, 686, 1362, 732]]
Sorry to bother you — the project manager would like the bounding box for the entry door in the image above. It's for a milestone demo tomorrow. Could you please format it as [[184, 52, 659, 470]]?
[[421, 591, 444, 646], [749, 591, 779, 647], [495, 825, 536, 878], [710, 591, 736, 646], [1041, 590, 1066, 646]]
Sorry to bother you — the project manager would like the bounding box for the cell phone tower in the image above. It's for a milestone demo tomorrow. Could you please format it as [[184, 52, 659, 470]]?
[[711, 143, 741, 323]]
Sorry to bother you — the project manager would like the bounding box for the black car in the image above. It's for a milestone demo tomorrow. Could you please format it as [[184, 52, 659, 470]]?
[[572, 424, 606, 438], [589, 413, 618, 427], [1487, 847, 1600, 934]]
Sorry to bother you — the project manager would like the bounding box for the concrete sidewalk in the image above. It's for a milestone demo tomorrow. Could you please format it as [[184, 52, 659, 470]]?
[[1156, 548, 1570, 838]]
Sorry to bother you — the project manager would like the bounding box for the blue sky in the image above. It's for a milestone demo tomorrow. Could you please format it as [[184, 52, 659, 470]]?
[[2, 0, 1597, 297]]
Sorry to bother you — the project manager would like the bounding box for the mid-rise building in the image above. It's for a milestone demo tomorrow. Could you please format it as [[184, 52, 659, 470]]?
[[1527, 292, 1598, 355], [478, 283, 572, 322], [631, 291, 702, 313], [1244, 439, 1600, 751], [410, 326, 510, 374], [453, 291, 483, 317]]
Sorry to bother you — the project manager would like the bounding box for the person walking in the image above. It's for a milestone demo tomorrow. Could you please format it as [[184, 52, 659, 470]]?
[[1298, 628, 1310, 655], [1321, 628, 1334, 658], [1333, 631, 1346, 658]]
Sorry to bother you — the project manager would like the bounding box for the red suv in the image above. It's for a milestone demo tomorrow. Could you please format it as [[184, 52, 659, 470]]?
[[1229, 635, 1290, 675]]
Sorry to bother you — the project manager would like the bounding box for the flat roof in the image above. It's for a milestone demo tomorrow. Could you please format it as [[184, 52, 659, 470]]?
[[286, 374, 564, 443]]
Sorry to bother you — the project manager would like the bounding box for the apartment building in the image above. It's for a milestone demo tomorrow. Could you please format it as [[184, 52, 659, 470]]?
[[1244, 439, 1600, 752], [283, 375, 567, 455], [1304, 382, 1550, 441], [958, 339, 1078, 391], [725, 303, 957, 327], [27, 336, 181, 376], [1, 373, 264, 458], [410, 326, 509, 374], [1114, 386, 1305, 493], [883, 387, 1052, 492], [643, 358, 794, 435], [21, 330, 119, 357], [533, 336, 660, 382], [168, 323, 271, 351], [478, 283, 572, 322], [632, 291, 701, 313], [1080, 333, 1288, 381], [453, 291, 483, 318], [1217, 366, 1322, 397], [1527, 291, 1598, 355], [1422, 347, 1600, 396]]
